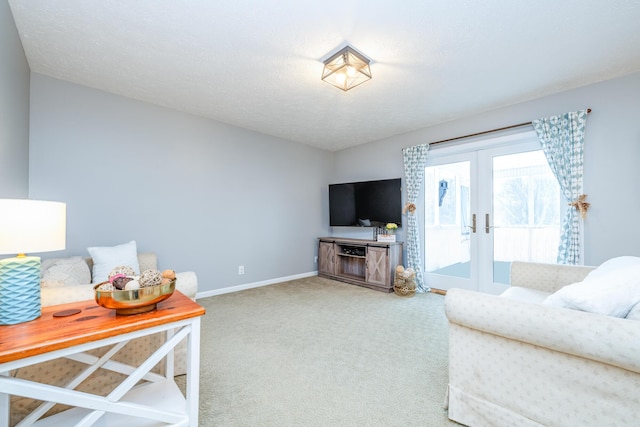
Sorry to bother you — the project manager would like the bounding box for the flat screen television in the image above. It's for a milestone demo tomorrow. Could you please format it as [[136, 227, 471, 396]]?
[[329, 178, 402, 227]]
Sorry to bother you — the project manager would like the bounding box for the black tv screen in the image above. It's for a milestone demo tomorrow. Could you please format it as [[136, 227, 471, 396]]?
[[329, 178, 402, 227]]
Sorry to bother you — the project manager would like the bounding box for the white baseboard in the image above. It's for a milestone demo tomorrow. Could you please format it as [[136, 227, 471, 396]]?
[[195, 271, 318, 299]]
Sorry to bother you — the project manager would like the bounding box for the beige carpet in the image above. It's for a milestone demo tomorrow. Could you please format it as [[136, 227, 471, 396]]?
[[189, 276, 460, 426]]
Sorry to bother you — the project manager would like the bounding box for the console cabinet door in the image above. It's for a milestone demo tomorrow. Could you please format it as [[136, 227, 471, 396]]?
[[366, 247, 388, 287], [318, 242, 336, 275]]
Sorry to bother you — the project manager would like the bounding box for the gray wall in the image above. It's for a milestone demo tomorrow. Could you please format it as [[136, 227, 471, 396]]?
[[28, 74, 333, 293], [332, 71, 640, 266], [9, 24, 640, 292], [0, 1, 30, 198]]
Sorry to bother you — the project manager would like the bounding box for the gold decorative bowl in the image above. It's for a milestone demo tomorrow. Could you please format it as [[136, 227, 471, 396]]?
[[94, 279, 176, 315]]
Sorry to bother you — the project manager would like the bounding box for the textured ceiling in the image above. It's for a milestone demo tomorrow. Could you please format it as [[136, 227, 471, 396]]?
[[8, 0, 640, 151]]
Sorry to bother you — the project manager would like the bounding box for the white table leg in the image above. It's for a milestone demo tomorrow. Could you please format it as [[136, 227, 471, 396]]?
[[187, 317, 201, 427], [0, 371, 9, 427], [166, 328, 175, 379]]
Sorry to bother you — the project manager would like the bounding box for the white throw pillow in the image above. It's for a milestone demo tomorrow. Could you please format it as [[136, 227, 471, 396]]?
[[87, 240, 140, 284], [583, 256, 640, 279], [40, 256, 91, 287], [543, 262, 640, 317]]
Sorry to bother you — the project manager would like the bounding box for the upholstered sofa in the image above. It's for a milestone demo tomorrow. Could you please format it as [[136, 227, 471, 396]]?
[[444, 260, 640, 427], [9, 252, 198, 426]]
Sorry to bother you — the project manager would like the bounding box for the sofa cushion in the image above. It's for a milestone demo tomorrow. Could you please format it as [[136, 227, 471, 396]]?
[[543, 258, 640, 317], [500, 286, 550, 303], [87, 240, 140, 283], [40, 256, 91, 287]]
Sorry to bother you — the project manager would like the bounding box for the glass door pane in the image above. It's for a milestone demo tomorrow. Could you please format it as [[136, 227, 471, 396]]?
[[491, 150, 561, 284], [424, 161, 472, 289]]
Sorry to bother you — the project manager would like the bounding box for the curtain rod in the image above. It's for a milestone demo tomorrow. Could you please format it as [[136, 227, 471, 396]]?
[[426, 108, 592, 147]]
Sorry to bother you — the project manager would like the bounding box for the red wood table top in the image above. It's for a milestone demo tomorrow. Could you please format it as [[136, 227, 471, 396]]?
[[0, 290, 205, 364]]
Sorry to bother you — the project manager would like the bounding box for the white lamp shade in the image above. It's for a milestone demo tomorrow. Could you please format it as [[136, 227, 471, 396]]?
[[0, 199, 66, 255]]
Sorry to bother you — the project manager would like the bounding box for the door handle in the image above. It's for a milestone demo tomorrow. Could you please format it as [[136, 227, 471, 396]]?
[[485, 213, 491, 233], [466, 214, 476, 233]]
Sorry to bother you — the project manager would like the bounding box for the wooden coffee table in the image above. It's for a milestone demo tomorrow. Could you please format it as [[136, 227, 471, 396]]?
[[0, 290, 205, 427]]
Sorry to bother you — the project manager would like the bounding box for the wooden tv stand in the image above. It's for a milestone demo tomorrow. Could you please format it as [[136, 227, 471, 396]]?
[[317, 237, 403, 292]]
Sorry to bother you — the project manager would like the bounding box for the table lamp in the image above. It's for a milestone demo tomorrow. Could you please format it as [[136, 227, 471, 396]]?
[[0, 199, 66, 325]]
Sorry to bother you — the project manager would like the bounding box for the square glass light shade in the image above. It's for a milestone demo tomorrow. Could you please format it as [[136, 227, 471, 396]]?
[[322, 46, 372, 91]]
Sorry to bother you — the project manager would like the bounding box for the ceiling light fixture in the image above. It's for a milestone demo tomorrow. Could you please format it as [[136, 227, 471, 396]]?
[[321, 45, 372, 92]]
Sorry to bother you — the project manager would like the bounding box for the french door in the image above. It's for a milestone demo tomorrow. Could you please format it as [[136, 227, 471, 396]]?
[[423, 132, 563, 294]]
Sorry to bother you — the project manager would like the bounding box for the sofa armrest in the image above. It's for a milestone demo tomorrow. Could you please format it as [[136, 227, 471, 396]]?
[[175, 271, 198, 300], [510, 261, 594, 293], [445, 288, 640, 373]]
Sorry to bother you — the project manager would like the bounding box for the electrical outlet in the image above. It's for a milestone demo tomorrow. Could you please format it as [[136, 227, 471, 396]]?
[[314, 256, 318, 264], [238, 265, 244, 275]]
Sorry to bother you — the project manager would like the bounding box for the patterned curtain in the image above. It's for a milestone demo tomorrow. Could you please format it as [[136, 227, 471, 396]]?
[[402, 144, 430, 291], [532, 109, 589, 264]]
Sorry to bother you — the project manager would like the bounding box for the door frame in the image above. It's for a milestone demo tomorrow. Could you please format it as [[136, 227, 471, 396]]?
[[424, 130, 545, 294]]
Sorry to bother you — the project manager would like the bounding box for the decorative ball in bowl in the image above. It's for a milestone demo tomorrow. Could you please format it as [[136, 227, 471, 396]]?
[[94, 279, 176, 315]]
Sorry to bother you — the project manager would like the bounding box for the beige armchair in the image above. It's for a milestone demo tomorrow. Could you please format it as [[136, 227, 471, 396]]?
[[444, 261, 640, 427]]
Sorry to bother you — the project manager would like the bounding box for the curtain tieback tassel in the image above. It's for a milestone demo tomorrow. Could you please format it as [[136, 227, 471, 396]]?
[[403, 202, 417, 215], [569, 194, 590, 219]]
